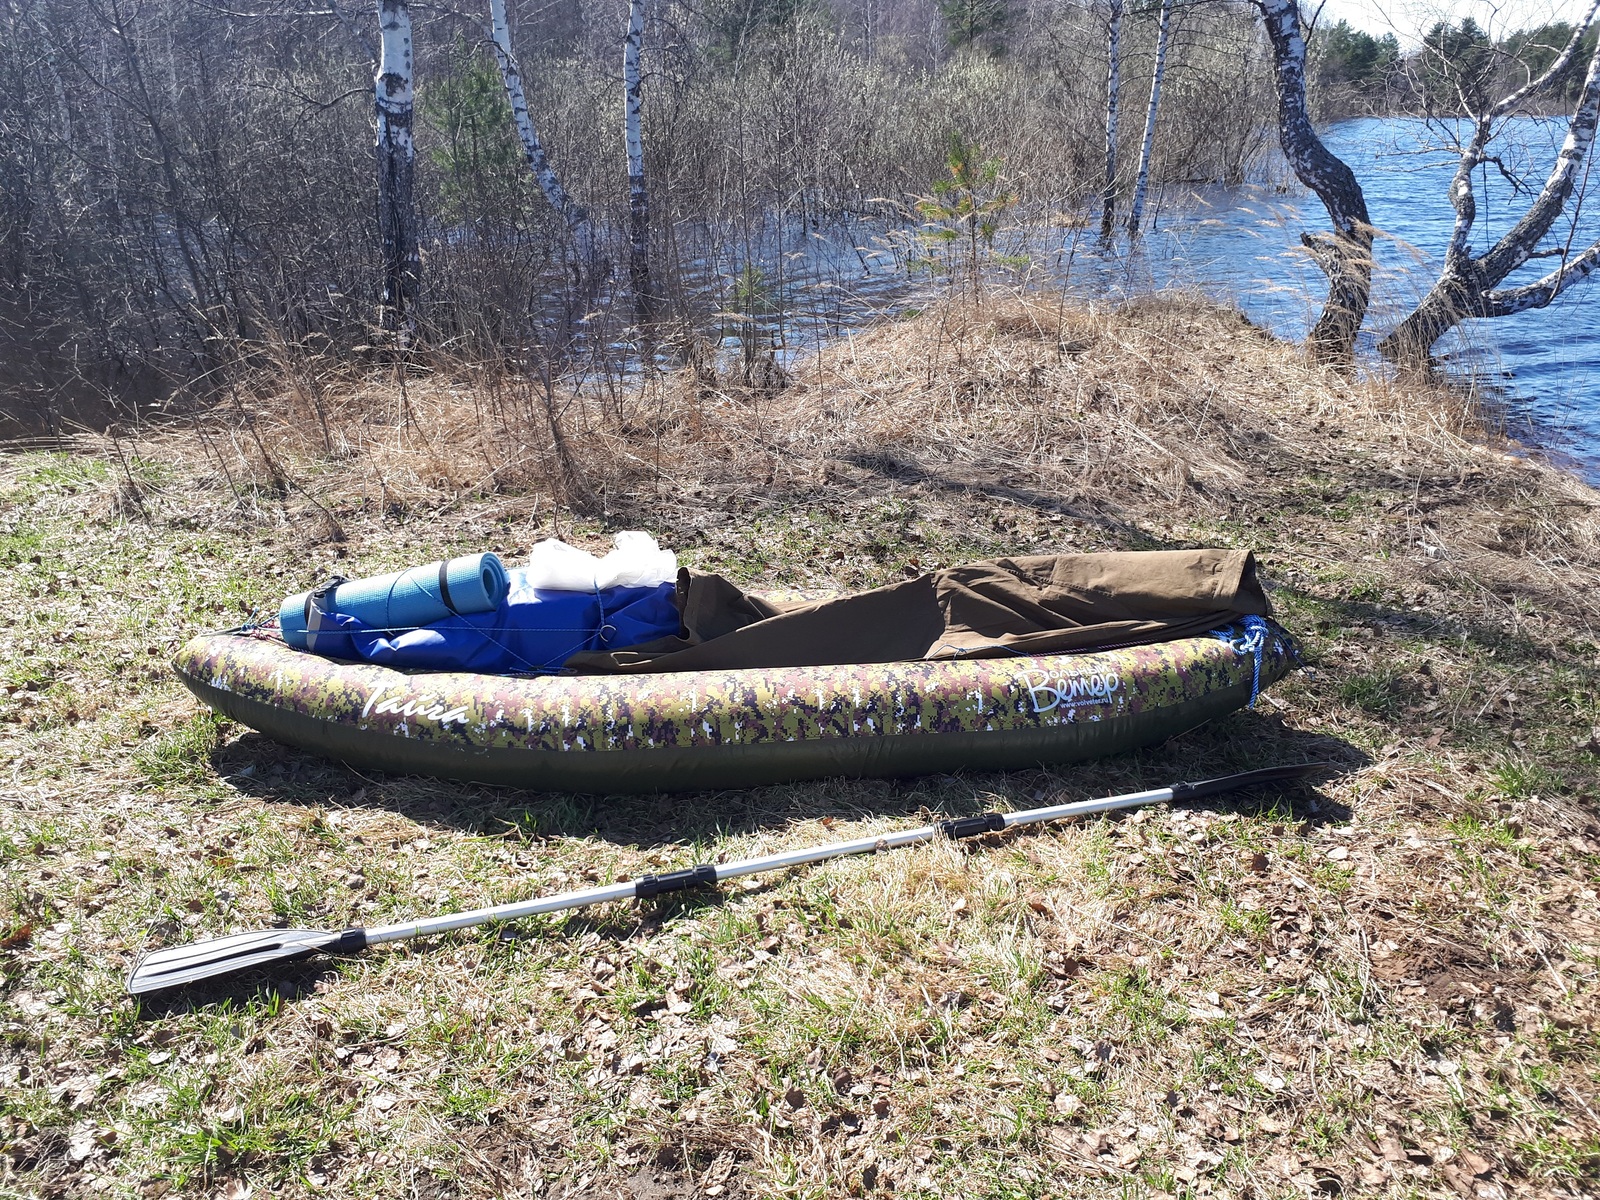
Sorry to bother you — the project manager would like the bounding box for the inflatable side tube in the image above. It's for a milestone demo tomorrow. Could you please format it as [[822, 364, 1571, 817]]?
[[173, 622, 1296, 794]]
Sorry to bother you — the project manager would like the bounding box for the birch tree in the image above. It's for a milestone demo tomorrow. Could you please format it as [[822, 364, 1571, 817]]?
[[486, 0, 600, 272], [624, 0, 652, 324], [1379, 2, 1600, 363], [1126, 0, 1174, 236], [375, 0, 420, 337], [1255, 0, 1372, 363], [1100, 0, 1124, 241]]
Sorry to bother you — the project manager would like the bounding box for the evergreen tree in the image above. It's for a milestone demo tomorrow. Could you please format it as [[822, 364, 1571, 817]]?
[[422, 39, 522, 227], [937, 0, 1011, 54], [1502, 21, 1600, 105], [707, 0, 814, 60], [1316, 19, 1397, 91], [1421, 17, 1496, 111]]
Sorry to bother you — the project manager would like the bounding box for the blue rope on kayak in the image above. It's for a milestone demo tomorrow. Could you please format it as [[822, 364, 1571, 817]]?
[[593, 579, 617, 648], [1215, 614, 1270, 708]]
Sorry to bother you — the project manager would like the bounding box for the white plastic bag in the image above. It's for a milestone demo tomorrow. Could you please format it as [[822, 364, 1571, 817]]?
[[525, 531, 678, 592]]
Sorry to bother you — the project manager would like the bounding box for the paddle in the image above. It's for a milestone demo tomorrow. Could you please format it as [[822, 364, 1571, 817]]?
[[127, 763, 1324, 996]]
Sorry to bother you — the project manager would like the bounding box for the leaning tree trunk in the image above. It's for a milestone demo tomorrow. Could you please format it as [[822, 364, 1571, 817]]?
[[1100, 0, 1124, 242], [1379, 3, 1600, 363], [1126, 0, 1174, 237], [375, 0, 420, 340], [624, 0, 651, 326], [1257, 0, 1372, 364], [486, 0, 600, 275]]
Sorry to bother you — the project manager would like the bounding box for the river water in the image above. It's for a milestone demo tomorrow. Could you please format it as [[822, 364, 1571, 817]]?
[[1111, 115, 1600, 482], [700, 116, 1600, 484]]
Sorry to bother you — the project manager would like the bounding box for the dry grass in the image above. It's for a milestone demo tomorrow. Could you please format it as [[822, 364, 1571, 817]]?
[[2, 293, 1598, 1200]]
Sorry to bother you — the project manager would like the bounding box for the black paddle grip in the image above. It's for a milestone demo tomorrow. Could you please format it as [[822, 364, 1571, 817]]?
[[938, 812, 1007, 840], [634, 864, 719, 900]]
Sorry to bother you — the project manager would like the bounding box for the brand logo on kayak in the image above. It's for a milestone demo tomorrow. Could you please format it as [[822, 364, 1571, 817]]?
[[362, 689, 470, 727], [1020, 669, 1121, 714]]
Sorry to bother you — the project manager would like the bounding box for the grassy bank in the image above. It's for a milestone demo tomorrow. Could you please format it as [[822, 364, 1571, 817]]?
[[2, 295, 1598, 1199]]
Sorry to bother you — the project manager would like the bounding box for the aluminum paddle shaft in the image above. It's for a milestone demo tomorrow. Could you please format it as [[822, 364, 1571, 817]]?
[[127, 764, 1319, 995]]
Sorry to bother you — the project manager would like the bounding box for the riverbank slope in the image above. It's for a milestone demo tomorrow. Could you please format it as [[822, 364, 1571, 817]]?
[[2, 295, 1597, 1198]]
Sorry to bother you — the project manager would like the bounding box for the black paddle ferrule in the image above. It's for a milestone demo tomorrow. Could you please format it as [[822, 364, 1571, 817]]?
[[634, 864, 718, 900], [938, 812, 1007, 840], [327, 928, 368, 953]]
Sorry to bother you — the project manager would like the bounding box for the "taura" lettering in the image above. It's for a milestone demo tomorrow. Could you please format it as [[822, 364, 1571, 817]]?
[[362, 689, 470, 727]]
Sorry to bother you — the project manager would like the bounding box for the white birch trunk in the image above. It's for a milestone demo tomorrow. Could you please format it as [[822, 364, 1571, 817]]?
[[1380, 3, 1600, 361], [1100, 0, 1123, 242], [374, 0, 419, 337], [624, 0, 651, 324], [1126, 0, 1174, 237], [487, 0, 599, 271], [1257, 0, 1373, 362]]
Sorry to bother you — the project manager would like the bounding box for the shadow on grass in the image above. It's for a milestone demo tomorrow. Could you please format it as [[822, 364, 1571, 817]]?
[[836, 450, 1167, 546], [211, 707, 1366, 848], [131, 958, 344, 1020], [1277, 583, 1549, 664], [135, 722, 1363, 1016]]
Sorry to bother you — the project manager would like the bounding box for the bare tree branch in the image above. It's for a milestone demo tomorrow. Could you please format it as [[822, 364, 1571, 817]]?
[[1489, 0, 1600, 120], [1381, 6, 1600, 360], [485, 0, 599, 272], [1254, 0, 1373, 362]]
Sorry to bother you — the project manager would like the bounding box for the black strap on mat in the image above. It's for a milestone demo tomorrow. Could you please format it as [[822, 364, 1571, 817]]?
[[437, 560, 461, 616], [303, 575, 347, 653]]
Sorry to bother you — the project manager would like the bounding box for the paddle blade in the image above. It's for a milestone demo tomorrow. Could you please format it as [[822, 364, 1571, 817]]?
[[1172, 762, 1328, 802], [127, 926, 367, 995]]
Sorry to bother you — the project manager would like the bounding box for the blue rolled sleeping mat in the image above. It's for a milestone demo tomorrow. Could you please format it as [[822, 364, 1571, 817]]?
[[279, 554, 680, 675], [280, 554, 510, 648]]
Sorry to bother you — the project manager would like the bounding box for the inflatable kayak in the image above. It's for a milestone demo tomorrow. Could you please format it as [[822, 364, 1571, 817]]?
[[171, 617, 1296, 792]]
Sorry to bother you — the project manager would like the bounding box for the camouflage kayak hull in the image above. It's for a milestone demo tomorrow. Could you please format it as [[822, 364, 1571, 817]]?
[[171, 620, 1296, 793]]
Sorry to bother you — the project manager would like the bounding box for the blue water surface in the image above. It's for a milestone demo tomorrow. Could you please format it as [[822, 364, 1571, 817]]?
[[1099, 117, 1600, 480], [674, 117, 1600, 482]]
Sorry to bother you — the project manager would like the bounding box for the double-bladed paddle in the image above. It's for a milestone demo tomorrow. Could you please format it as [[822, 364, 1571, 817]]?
[[127, 763, 1323, 996]]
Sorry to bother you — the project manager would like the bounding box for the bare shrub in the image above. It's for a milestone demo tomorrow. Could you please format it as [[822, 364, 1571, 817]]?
[[0, 0, 1279, 433]]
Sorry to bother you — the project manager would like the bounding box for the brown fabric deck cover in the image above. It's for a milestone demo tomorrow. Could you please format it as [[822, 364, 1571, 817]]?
[[566, 548, 1269, 674]]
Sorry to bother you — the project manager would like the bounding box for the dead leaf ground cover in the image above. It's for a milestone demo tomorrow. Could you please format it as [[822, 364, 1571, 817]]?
[[1, 294, 1598, 1199]]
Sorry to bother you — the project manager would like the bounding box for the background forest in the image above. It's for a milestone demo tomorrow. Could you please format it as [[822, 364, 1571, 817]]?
[[1, 0, 1596, 430], [0, 0, 1274, 422]]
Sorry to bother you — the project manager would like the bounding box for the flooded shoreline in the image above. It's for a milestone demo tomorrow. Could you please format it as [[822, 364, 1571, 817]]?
[[672, 118, 1600, 483]]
